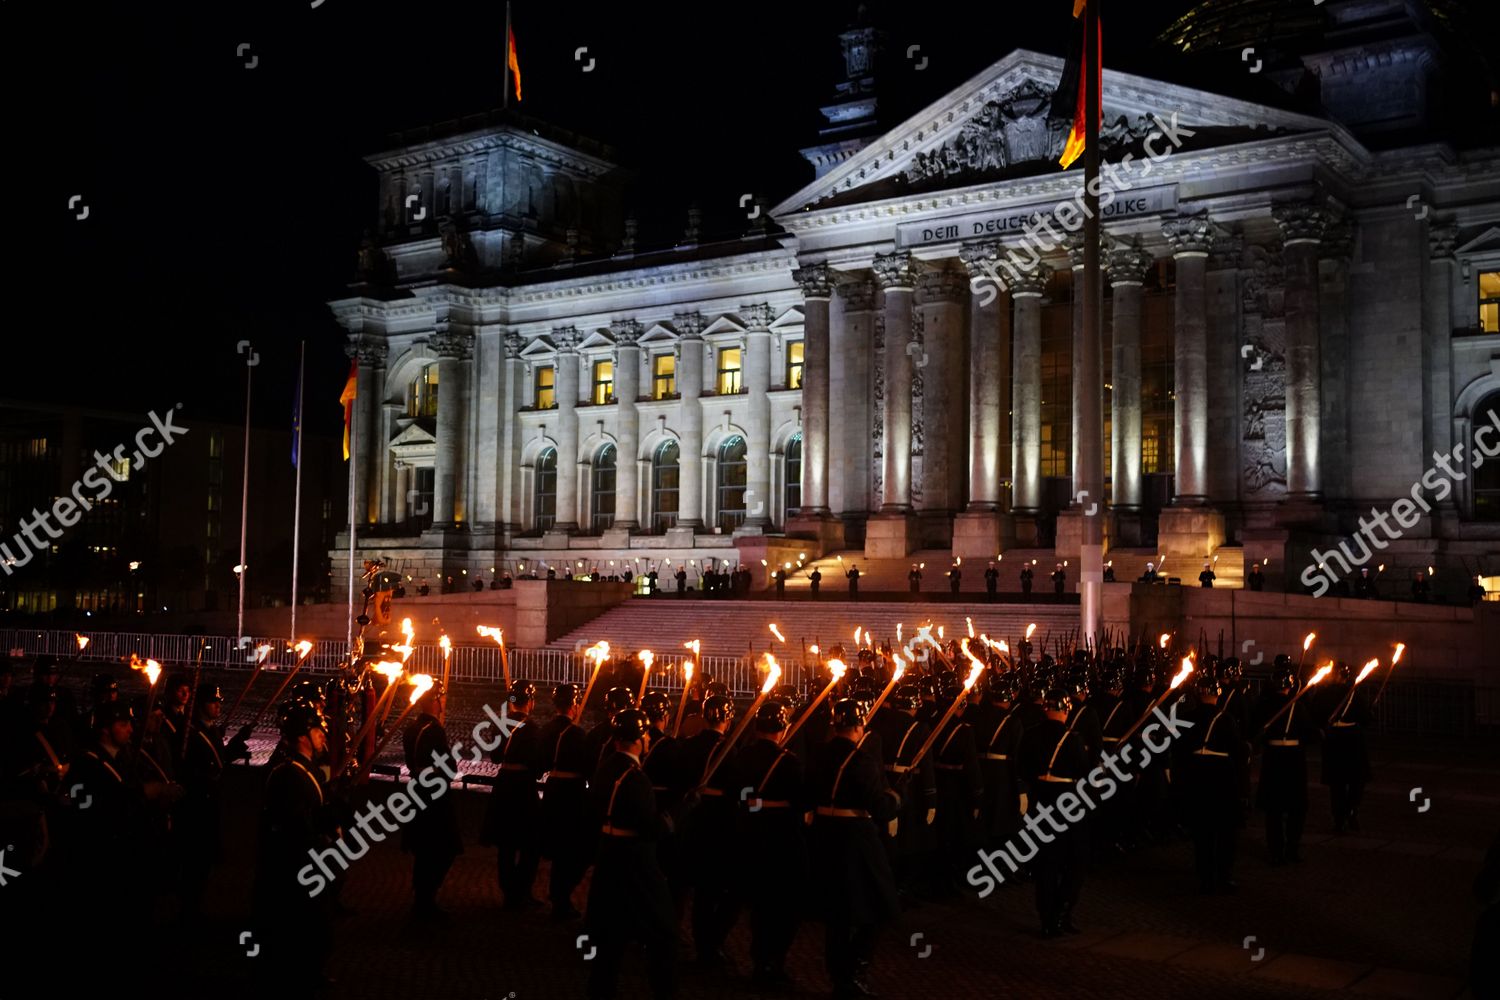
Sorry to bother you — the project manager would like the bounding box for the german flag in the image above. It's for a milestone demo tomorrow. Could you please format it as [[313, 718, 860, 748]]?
[[340, 360, 358, 461], [1054, 0, 1101, 170], [507, 19, 522, 102]]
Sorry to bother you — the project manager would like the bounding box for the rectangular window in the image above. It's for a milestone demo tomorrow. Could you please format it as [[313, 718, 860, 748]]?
[[592, 359, 614, 405], [1481, 270, 1500, 334], [717, 347, 743, 395], [652, 353, 676, 399], [786, 340, 804, 389], [534, 365, 556, 409]]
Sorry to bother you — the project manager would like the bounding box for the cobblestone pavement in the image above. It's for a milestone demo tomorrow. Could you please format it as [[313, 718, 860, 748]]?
[[158, 729, 1494, 1000]]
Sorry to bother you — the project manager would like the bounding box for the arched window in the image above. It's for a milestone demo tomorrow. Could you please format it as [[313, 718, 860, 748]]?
[[1475, 391, 1500, 521], [652, 440, 680, 533], [784, 435, 802, 518], [407, 363, 439, 418], [534, 448, 557, 531], [591, 444, 617, 532], [717, 436, 747, 531]]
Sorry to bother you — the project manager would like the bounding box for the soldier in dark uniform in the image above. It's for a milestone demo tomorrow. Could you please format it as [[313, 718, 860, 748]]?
[[1180, 674, 1246, 893], [972, 674, 1025, 853], [537, 683, 591, 920], [932, 677, 983, 895], [985, 561, 1000, 600], [482, 679, 543, 910], [585, 709, 678, 1000], [1411, 570, 1431, 602], [846, 563, 860, 598], [1122, 664, 1166, 845], [157, 672, 194, 772], [1322, 662, 1373, 833], [176, 683, 247, 920], [401, 681, 463, 921], [1247, 562, 1264, 591], [808, 699, 902, 999], [675, 566, 688, 596], [1091, 666, 1131, 853], [775, 566, 788, 598], [808, 566, 822, 597], [728, 699, 808, 990], [868, 681, 935, 899], [1020, 563, 1035, 596], [948, 563, 962, 594], [671, 694, 739, 969], [1019, 687, 1090, 936], [1253, 663, 1314, 864], [1103, 562, 1116, 583], [1199, 562, 1216, 588], [1051, 563, 1067, 595], [584, 687, 637, 774], [647, 568, 659, 595], [253, 704, 338, 998], [1354, 567, 1377, 598], [908, 564, 922, 593]]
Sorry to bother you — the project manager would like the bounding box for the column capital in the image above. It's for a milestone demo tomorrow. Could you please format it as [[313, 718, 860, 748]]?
[[872, 251, 921, 290], [1318, 219, 1355, 263], [503, 331, 525, 360], [792, 262, 835, 299], [836, 275, 877, 312], [740, 302, 775, 330], [914, 268, 968, 305], [1161, 214, 1216, 256], [429, 330, 471, 360], [1428, 221, 1459, 261], [958, 241, 1007, 285], [672, 311, 706, 339], [1272, 202, 1333, 245], [1063, 230, 1088, 269], [550, 325, 581, 354], [1209, 230, 1245, 271], [611, 318, 644, 346], [1008, 262, 1052, 297], [1106, 241, 1154, 286], [346, 336, 388, 366]]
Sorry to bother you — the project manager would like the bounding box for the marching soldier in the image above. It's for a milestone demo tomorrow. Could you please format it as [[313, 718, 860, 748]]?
[[932, 677, 983, 895], [176, 683, 247, 920], [973, 674, 1026, 854], [401, 681, 463, 921], [253, 704, 339, 997], [1019, 687, 1089, 936], [1180, 674, 1246, 894], [732, 699, 808, 990], [671, 694, 739, 970], [537, 683, 591, 920], [639, 690, 677, 794], [1252, 663, 1314, 864], [868, 681, 935, 899], [584, 709, 678, 1000], [482, 679, 543, 910], [808, 699, 902, 999], [585, 687, 637, 773], [1092, 667, 1132, 853], [1322, 662, 1373, 833]]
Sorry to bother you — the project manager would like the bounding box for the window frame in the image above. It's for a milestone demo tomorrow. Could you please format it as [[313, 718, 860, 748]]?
[[716, 347, 743, 395], [785, 339, 804, 390], [716, 436, 747, 532], [534, 448, 558, 531], [652, 353, 676, 400], [591, 444, 617, 533], [651, 440, 680, 533], [591, 358, 614, 405], [534, 364, 556, 410]]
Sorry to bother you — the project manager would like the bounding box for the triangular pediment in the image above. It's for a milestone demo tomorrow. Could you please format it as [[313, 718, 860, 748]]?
[[637, 322, 678, 345], [1456, 226, 1500, 256], [577, 328, 616, 351], [773, 49, 1348, 217], [769, 306, 805, 331], [700, 315, 748, 337], [390, 422, 437, 449], [518, 335, 556, 359]]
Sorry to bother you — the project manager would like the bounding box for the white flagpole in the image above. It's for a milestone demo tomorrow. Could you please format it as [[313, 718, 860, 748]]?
[[237, 351, 253, 646], [347, 367, 358, 654], [291, 341, 305, 642]]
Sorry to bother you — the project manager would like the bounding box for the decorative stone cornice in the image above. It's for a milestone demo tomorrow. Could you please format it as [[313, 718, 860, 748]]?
[[1008, 261, 1052, 297], [914, 269, 968, 305], [551, 325, 582, 353], [836, 276, 877, 312], [1063, 230, 1088, 269], [740, 303, 775, 330], [612, 318, 644, 346], [1427, 222, 1459, 260], [1161, 215, 1216, 256], [673, 311, 706, 339], [1105, 242, 1153, 287], [1209, 230, 1244, 271], [872, 251, 921, 290], [958, 241, 1006, 285], [346, 337, 388, 365], [792, 262, 835, 299], [1272, 202, 1332, 245], [429, 330, 471, 360], [503, 331, 524, 360]]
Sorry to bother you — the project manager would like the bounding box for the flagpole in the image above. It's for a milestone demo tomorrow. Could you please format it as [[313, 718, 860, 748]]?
[[503, 2, 512, 110], [347, 371, 358, 655], [1078, 0, 1104, 643], [237, 349, 253, 646], [291, 341, 306, 642]]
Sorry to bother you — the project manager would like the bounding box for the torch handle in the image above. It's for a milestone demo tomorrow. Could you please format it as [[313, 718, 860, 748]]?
[[224, 665, 265, 724], [905, 688, 971, 773], [245, 663, 307, 733], [780, 678, 839, 747], [354, 699, 420, 784], [700, 689, 771, 790]]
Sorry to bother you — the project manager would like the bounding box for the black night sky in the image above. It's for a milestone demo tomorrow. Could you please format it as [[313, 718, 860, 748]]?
[[20, 0, 1500, 435]]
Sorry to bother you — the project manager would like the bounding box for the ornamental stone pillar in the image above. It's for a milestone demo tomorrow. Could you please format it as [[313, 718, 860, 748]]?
[[551, 326, 581, 533], [742, 303, 774, 530], [865, 251, 921, 558], [954, 242, 1014, 558], [613, 320, 643, 530], [1107, 241, 1151, 545], [1009, 262, 1050, 547]]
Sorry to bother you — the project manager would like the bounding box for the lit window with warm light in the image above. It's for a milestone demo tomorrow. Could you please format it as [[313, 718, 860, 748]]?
[[1481, 271, 1500, 334], [534, 365, 556, 409], [717, 347, 743, 395], [785, 340, 804, 389], [652, 353, 676, 399], [407, 363, 439, 418], [592, 359, 614, 405]]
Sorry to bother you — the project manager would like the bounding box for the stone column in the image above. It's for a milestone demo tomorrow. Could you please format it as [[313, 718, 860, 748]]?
[[429, 332, 467, 528], [1009, 263, 1050, 546], [1163, 215, 1214, 504], [674, 312, 706, 531], [954, 243, 1012, 557], [472, 324, 503, 534], [1274, 202, 1329, 505], [499, 333, 525, 535], [393, 463, 409, 524], [834, 277, 876, 529], [1207, 235, 1244, 508], [1318, 224, 1353, 503], [1425, 223, 1459, 513], [378, 402, 399, 524], [1107, 241, 1151, 544], [865, 252, 921, 558], [1065, 233, 1087, 483], [612, 320, 643, 530], [914, 266, 968, 545], [793, 265, 833, 517], [552, 326, 581, 533], [348, 338, 384, 527], [742, 302, 775, 529]]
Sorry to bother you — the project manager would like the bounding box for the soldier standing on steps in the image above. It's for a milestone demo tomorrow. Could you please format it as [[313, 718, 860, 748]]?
[[985, 561, 1000, 600], [1020, 563, 1035, 596], [846, 564, 860, 599], [1051, 563, 1066, 595], [808, 566, 822, 598], [908, 564, 922, 593], [1199, 562, 1216, 588], [948, 563, 962, 594]]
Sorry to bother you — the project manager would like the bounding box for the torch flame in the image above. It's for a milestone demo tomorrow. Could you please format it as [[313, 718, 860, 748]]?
[[1307, 663, 1333, 686], [761, 653, 782, 693], [1159, 632, 1171, 650], [1392, 642, 1405, 665], [1303, 632, 1316, 652], [1168, 657, 1194, 691], [960, 638, 986, 673], [810, 644, 820, 655], [584, 641, 611, 665], [1025, 623, 1038, 641], [407, 673, 434, 705], [439, 634, 452, 659], [1355, 658, 1380, 684], [769, 623, 786, 643], [683, 661, 694, 683], [966, 617, 975, 638], [75, 633, 90, 651], [391, 642, 415, 663], [937, 625, 945, 640], [684, 639, 700, 655], [827, 658, 848, 682], [891, 658, 907, 682], [963, 661, 984, 691], [373, 660, 404, 681], [128, 653, 162, 686], [477, 625, 505, 646], [638, 649, 654, 669], [294, 640, 313, 660], [853, 626, 862, 644], [254, 643, 273, 664], [401, 617, 414, 644], [895, 623, 902, 643]]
